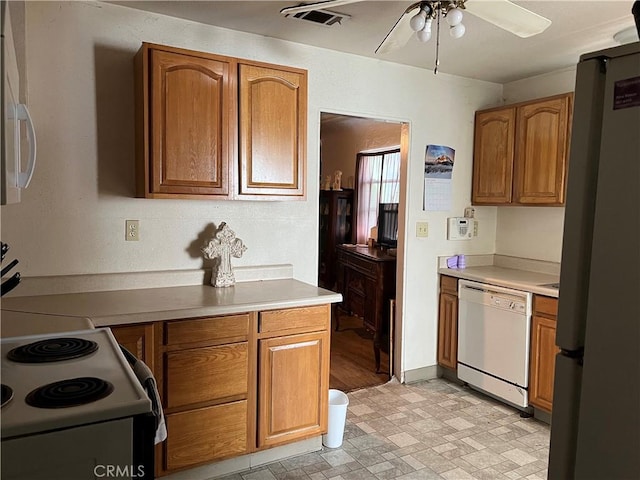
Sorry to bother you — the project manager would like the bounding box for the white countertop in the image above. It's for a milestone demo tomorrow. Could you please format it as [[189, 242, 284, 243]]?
[[1, 279, 342, 327], [438, 265, 559, 298], [0, 311, 94, 338]]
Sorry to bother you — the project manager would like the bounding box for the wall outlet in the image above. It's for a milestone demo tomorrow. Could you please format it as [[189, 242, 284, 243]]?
[[416, 221, 429, 238], [125, 220, 139, 241]]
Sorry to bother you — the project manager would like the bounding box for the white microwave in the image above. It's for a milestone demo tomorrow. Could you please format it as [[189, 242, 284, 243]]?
[[1, 0, 36, 205]]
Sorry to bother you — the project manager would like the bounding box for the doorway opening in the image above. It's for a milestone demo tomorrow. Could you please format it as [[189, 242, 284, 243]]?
[[319, 112, 405, 392]]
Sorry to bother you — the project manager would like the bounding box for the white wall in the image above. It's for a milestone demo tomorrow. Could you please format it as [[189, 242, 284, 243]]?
[[495, 67, 577, 262], [503, 67, 576, 104], [320, 117, 403, 187], [0, 1, 502, 375]]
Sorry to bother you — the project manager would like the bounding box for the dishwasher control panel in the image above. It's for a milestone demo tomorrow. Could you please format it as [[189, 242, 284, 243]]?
[[490, 295, 526, 313], [458, 279, 532, 317]]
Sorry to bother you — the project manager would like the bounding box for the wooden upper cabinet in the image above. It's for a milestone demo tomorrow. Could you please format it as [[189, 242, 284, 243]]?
[[238, 62, 307, 199], [136, 44, 234, 198], [135, 43, 308, 200], [472, 93, 572, 206], [472, 108, 515, 204], [514, 95, 572, 205]]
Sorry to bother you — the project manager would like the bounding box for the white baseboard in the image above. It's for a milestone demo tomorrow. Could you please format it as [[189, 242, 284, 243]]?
[[403, 365, 438, 384]]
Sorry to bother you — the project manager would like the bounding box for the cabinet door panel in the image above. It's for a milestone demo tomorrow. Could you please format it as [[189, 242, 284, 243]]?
[[529, 315, 560, 412], [258, 332, 328, 447], [110, 323, 154, 371], [239, 63, 306, 197], [440, 275, 458, 296], [514, 95, 571, 204], [437, 292, 458, 369], [472, 108, 515, 204], [165, 342, 248, 408], [165, 400, 248, 470], [150, 49, 232, 196]]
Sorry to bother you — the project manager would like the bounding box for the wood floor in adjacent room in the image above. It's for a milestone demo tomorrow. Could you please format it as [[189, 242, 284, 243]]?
[[329, 310, 390, 393]]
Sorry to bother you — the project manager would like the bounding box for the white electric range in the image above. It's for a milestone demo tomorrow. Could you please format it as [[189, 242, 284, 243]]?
[[1, 327, 155, 480]]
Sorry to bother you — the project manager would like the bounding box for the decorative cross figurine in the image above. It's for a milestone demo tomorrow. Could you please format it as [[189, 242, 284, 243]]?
[[202, 222, 247, 288]]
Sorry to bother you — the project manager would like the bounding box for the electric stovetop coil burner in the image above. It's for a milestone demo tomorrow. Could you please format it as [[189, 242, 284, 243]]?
[[1, 384, 13, 408], [7, 337, 98, 363], [1, 328, 152, 440], [25, 377, 114, 409]]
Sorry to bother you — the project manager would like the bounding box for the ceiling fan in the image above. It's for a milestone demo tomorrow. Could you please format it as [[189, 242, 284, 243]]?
[[280, 0, 552, 73]]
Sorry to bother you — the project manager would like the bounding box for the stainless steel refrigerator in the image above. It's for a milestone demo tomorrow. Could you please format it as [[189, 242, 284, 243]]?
[[548, 42, 640, 479]]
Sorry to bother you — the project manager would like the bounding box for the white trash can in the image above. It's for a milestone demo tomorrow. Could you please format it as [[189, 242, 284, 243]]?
[[322, 389, 349, 448]]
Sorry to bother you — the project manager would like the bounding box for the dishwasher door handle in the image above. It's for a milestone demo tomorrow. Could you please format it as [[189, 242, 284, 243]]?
[[461, 284, 487, 293]]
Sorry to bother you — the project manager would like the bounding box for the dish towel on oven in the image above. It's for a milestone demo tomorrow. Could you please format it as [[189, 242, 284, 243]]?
[[132, 359, 167, 444], [119, 344, 167, 444]]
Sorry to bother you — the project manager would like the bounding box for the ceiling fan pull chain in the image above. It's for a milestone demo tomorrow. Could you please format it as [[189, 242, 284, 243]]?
[[434, 1, 441, 74]]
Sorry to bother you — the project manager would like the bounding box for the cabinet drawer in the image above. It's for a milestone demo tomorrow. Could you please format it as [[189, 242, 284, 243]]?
[[347, 255, 378, 277], [534, 295, 558, 317], [259, 305, 329, 333], [165, 314, 250, 346], [165, 400, 248, 471], [165, 342, 248, 408], [440, 275, 458, 295]]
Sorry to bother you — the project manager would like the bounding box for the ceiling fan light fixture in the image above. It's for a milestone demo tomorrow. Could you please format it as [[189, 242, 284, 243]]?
[[450, 22, 465, 39], [417, 19, 433, 42], [410, 8, 428, 32], [446, 7, 463, 27]]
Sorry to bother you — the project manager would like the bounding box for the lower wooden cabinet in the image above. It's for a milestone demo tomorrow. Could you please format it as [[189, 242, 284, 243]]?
[[529, 295, 560, 412], [165, 342, 248, 409], [165, 400, 248, 471], [257, 305, 330, 448], [110, 304, 331, 477], [437, 275, 458, 370], [158, 315, 253, 474], [110, 323, 155, 371], [258, 331, 329, 448]]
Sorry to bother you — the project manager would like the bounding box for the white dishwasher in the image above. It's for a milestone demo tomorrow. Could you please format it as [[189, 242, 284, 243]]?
[[457, 279, 532, 409]]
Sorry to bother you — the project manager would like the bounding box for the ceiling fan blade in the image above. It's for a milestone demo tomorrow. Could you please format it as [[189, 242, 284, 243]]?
[[375, 2, 421, 55], [464, 0, 551, 38], [280, 0, 365, 16]]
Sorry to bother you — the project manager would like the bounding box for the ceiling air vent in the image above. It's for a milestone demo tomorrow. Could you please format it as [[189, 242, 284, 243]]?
[[285, 9, 350, 26]]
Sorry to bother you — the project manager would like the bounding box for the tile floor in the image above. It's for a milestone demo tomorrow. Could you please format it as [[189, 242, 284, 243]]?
[[219, 378, 550, 480]]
